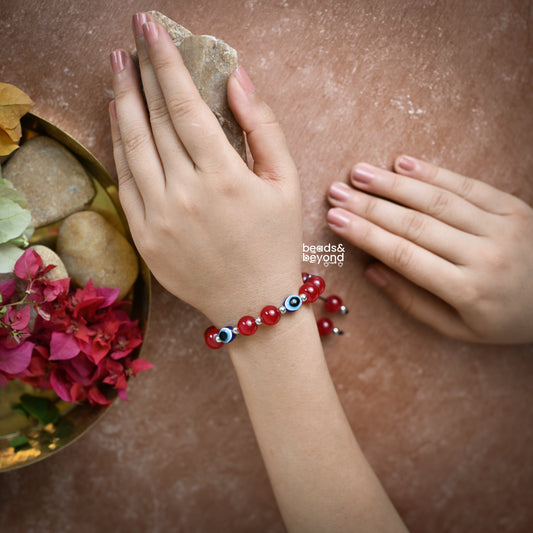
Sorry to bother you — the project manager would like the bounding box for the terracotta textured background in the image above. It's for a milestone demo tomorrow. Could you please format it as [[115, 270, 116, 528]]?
[[1, 1, 532, 532]]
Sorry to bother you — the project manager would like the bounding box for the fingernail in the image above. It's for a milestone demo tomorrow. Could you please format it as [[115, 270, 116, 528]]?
[[109, 100, 117, 121], [364, 265, 389, 288], [352, 164, 375, 185], [110, 50, 127, 74], [143, 21, 159, 45], [234, 66, 255, 94], [397, 155, 416, 172], [329, 182, 351, 202], [133, 12, 148, 38], [327, 208, 350, 229]]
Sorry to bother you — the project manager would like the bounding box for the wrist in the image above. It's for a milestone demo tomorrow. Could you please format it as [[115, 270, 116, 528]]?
[[204, 272, 326, 350]]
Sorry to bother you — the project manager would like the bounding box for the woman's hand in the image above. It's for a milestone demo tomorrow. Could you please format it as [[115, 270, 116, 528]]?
[[109, 14, 302, 326], [327, 155, 533, 344]]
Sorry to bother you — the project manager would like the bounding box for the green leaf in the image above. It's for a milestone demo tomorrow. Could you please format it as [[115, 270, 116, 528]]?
[[9, 435, 30, 450], [0, 242, 24, 273], [0, 179, 28, 209], [0, 197, 31, 243], [20, 394, 59, 426], [12, 403, 28, 417]]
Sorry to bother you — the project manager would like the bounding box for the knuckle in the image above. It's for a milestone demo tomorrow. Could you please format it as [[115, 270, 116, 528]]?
[[427, 190, 451, 217], [166, 93, 200, 122], [362, 195, 380, 219], [390, 241, 414, 270], [122, 127, 150, 155], [148, 97, 172, 126], [457, 175, 475, 199], [402, 210, 426, 242], [388, 173, 403, 196]]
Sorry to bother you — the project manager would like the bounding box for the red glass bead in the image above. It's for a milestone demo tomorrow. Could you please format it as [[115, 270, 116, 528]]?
[[238, 315, 258, 336], [307, 275, 326, 295], [260, 305, 281, 326], [301, 272, 310, 282], [317, 317, 334, 337], [324, 295, 343, 313], [204, 326, 223, 349], [299, 282, 319, 303]]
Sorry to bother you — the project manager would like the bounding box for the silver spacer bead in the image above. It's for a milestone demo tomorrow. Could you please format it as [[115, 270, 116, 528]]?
[[255, 317, 262, 326], [279, 305, 287, 314], [215, 335, 221, 343], [300, 293, 308, 302], [340, 305, 349, 315], [232, 327, 239, 335], [332, 327, 344, 335]]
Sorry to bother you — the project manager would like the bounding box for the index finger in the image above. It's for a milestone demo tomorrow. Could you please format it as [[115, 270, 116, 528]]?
[[394, 155, 518, 215], [142, 21, 235, 172]]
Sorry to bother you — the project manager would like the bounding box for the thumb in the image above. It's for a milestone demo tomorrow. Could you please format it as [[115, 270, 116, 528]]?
[[228, 66, 298, 182]]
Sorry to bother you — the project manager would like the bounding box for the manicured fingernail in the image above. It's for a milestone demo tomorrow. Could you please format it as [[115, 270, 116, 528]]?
[[352, 164, 375, 185], [109, 100, 117, 121], [234, 66, 255, 94], [143, 21, 159, 45], [364, 265, 389, 288], [327, 208, 350, 229], [133, 12, 148, 38], [398, 155, 416, 172], [110, 50, 126, 74], [329, 182, 351, 202]]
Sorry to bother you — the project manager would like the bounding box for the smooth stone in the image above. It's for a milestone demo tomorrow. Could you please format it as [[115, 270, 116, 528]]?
[[2, 136, 95, 228], [56, 211, 138, 300], [30, 245, 68, 281], [148, 11, 247, 161]]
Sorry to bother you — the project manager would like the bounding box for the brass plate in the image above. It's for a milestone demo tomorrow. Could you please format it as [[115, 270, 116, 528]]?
[[0, 113, 151, 472]]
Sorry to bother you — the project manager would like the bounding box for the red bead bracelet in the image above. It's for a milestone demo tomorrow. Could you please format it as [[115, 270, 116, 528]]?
[[204, 274, 326, 349]]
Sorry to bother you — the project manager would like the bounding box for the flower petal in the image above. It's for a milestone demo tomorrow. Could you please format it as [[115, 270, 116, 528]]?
[[49, 331, 80, 360], [0, 341, 33, 374]]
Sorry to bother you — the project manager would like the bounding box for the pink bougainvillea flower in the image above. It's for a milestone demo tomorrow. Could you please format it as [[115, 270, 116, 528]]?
[[13, 248, 43, 281], [49, 330, 81, 361], [127, 358, 153, 377], [0, 340, 34, 374], [0, 278, 16, 302], [2, 248, 149, 408]]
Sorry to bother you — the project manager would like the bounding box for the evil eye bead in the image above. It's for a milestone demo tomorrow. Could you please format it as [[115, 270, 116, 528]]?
[[284, 295, 302, 312], [217, 327, 235, 344]]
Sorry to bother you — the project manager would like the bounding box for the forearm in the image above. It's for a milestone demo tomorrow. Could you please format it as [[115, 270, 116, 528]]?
[[228, 305, 407, 532]]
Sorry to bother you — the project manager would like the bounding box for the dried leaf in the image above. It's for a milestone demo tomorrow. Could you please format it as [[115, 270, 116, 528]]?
[[0, 128, 19, 156], [2, 122, 22, 143], [0, 83, 34, 135]]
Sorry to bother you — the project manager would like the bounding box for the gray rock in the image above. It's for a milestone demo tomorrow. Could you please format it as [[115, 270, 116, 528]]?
[[56, 211, 138, 300], [2, 136, 96, 228], [148, 11, 247, 161]]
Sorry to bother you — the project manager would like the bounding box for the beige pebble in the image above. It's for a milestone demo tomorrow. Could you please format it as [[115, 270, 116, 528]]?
[[2, 136, 95, 228], [56, 211, 138, 300], [30, 244, 68, 281]]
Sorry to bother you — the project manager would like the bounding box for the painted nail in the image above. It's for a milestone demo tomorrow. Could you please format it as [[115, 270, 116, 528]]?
[[110, 50, 126, 74], [327, 209, 350, 229], [329, 182, 351, 202], [397, 155, 416, 172], [133, 12, 148, 38], [143, 21, 159, 45], [352, 164, 375, 184], [364, 265, 389, 288], [234, 66, 255, 94]]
